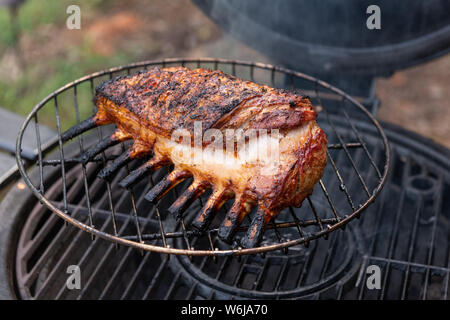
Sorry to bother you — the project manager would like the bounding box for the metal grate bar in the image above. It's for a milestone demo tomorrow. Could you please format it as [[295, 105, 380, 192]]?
[[289, 73, 294, 90], [400, 197, 424, 299], [53, 96, 68, 214], [336, 282, 345, 300], [186, 282, 198, 299], [328, 142, 363, 149], [319, 231, 340, 281], [233, 256, 248, 287], [288, 207, 305, 239], [318, 180, 340, 220], [198, 251, 211, 271], [180, 217, 192, 251], [341, 103, 382, 179], [115, 136, 144, 249], [315, 83, 371, 197], [90, 77, 120, 240], [296, 238, 319, 287], [153, 178, 170, 257], [356, 172, 390, 300], [368, 256, 450, 274], [271, 67, 276, 87], [379, 191, 408, 300], [271, 219, 288, 254], [38, 155, 120, 166], [307, 197, 325, 234], [380, 159, 411, 299], [207, 231, 217, 263], [215, 256, 231, 280], [274, 258, 290, 291], [326, 150, 356, 211], [233, 256, 250, 286], [120, 251, 152, 299], [444, 267, 449, 300], [129, 190, 143, 246], [73, 85, 95, 236], [172, 177, 193, 254], [34, 114, 45, 194], [421, 177, 443, 300], [164, 272, 182, 300], [141, 258, 169, 300], [253, 258, 270, 290]]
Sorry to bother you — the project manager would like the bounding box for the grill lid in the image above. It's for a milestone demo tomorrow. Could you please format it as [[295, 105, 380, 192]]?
[[194, 0, 450, 75]]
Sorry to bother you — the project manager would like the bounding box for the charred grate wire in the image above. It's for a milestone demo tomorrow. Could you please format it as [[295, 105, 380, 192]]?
[[15, 58, 390, 257]]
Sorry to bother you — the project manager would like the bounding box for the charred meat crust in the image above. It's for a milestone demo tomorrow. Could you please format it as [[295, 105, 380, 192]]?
[[94, 66, 317, 139]]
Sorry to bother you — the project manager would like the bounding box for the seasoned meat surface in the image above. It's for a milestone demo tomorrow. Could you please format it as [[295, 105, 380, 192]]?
[[95, 67, 317, 138]]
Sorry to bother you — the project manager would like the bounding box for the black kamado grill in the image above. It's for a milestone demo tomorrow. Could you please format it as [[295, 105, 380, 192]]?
[[0, 0, 449, 300]]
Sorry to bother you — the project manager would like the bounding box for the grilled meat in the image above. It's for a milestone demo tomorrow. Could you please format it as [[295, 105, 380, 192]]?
[[88, 66, 327, 248]]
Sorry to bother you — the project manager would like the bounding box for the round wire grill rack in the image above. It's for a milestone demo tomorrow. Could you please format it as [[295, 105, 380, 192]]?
[[15, 58, 390, 256]]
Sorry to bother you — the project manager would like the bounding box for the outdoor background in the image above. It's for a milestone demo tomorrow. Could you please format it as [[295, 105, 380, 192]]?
[[0, 0, 448, 147]]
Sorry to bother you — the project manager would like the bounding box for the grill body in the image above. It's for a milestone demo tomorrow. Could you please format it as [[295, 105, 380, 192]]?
[[0, 120, 448, 299]]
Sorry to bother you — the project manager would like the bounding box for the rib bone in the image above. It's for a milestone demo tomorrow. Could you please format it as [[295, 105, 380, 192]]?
[[191, 190, 232, 232], [61, 116, 98, 142], [240, 206, 273, 248], [144, 170, 192, 203], [119, 157, 169, 189], [167, 181, 210, 218], [218, 197, 253, 244]]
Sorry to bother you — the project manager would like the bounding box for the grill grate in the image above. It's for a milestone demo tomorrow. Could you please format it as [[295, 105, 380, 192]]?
[[15, 58, 389, 256]]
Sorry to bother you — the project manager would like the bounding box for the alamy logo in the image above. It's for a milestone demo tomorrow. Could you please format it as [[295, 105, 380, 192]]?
[[170, 121, 281, 175], [66, 5, 81, 30], [366, 5, 381, 30], [366, 265, 381, 289], [66, 265, 81, 290]]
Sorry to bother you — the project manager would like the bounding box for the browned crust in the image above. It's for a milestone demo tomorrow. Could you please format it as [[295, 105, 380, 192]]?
[[94, 67, 317, 139], [245, 124, 327, 213]]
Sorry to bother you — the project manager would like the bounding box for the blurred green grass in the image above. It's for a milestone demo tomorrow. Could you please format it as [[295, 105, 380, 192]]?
[[0, 0, 134, 130]]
